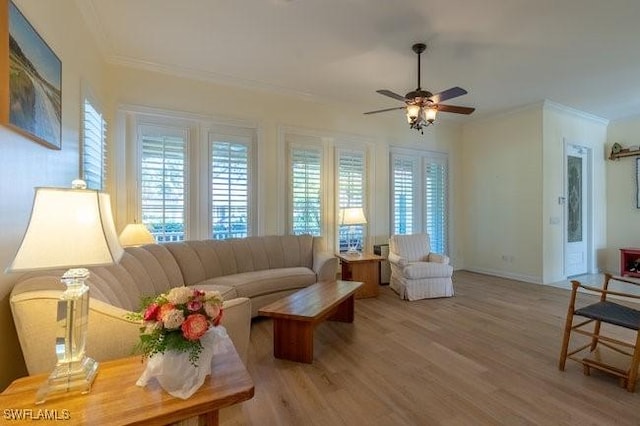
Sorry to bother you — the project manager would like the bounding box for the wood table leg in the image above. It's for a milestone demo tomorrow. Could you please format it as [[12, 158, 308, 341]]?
[[200, 410, 219, 426], [328, 294, 354, 323], [272, 319, 314, 363]]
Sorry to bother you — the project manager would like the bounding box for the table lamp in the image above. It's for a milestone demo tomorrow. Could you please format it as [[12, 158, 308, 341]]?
[[339, 207, 367, 254], [119, 222, 155, 247], [6, 180, 123, 403]]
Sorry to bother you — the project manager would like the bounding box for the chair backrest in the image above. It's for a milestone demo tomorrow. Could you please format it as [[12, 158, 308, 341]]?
[[389, 233, 431, 262]]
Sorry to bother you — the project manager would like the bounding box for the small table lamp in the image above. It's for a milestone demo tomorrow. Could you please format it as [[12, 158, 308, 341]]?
[[119, 222, 155, 247], [6, 180, 123, 403], [339, 207, 367, 254]]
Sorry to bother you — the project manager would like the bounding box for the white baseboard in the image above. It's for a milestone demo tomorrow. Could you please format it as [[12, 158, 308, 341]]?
[[461, 267, 543, 285]]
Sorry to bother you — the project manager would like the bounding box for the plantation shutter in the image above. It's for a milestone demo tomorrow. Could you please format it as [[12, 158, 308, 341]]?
[[82, 98, 107, 190], [139, 125, 187, 242], [338, 150, 366, 251], [391, 155, 416, 235], [425, 157, 448, 254], [211, 140, 250, 239], [290, 146, 322, 236]]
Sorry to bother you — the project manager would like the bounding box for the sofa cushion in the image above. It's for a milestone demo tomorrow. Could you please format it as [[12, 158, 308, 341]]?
[[403, 262, 453, 279], [201, 267, 317, 298]]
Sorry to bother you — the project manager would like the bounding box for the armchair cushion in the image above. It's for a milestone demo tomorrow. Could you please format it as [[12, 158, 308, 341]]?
[[403, 262, 453, 279]]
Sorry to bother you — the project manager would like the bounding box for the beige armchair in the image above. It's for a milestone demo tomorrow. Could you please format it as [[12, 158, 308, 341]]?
[[388, 233, 454, 301]]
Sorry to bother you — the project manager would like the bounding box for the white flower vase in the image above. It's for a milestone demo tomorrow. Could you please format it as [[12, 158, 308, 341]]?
[[136, 326, 229, 399]]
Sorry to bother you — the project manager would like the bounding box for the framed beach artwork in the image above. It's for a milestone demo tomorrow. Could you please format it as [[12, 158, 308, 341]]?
[[0, 0, 61, 149]]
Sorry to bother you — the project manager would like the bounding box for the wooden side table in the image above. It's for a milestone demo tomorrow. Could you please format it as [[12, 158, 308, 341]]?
[[336, 252, 384, 298], [0, 345, 254, 425]]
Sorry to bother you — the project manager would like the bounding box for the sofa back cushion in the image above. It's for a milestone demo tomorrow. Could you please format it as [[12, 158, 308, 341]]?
[[165, 235, 315, 286], [87, 244, 184, 311]]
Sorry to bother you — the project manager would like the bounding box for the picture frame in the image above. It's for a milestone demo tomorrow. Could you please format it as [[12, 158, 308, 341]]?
[[637, 158, 640, 208], [0, 0, 61, 149]]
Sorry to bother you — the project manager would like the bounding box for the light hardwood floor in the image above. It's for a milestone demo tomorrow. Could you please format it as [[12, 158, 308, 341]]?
[[227, 271, 640, 425]]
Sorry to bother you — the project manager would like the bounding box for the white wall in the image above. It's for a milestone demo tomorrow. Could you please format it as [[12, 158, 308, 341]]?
[[605, 116, 640, 274], [0, 0, 106, 389], [459, 101, 609, 285], [460, 104, 544, 282]]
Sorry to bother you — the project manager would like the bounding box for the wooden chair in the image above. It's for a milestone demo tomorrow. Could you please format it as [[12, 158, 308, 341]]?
[[558, 273, 640, 391]]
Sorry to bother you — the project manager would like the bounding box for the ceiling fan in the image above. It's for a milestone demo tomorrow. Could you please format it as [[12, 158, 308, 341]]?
[[364, 43, 475, 133]]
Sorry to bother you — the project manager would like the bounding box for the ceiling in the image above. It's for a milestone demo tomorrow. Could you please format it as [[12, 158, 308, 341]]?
[[77, 0, 640, 123]]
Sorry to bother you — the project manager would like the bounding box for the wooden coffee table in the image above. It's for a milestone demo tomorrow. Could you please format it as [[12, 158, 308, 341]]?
[[258, 280, 363, 363]]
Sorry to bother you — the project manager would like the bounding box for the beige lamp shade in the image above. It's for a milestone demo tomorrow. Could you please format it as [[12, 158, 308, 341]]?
[[119, 223, 155, 247], [339, 207, 367, 226], [7, 186, 124, 272]]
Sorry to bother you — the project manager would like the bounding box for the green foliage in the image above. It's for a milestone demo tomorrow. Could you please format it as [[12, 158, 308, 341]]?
[[132, 328, 204, 367]]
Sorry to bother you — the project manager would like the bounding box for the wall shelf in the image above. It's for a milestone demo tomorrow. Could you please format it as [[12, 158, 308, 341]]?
[[609, 150, 640, 160]]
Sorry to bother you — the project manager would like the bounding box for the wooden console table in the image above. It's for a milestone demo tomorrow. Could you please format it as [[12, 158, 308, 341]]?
[[337, 252, 384, 298], [0, 345, 254, 425]]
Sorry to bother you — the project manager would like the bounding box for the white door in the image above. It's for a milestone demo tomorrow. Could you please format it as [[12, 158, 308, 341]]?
[[564, 143, 590, 277]]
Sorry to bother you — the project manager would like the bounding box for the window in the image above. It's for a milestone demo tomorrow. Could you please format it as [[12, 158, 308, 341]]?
[[211, 139, 251, 239], [81, 97, 107, 190], [425, 157, 448, 254], [289, 145, 322, 236], [391, 150, 449, 254], [337, 149, 366, 251], [391, 155, 416, 235], [128, 109, 258, 242], [138, 125, 187, 242]]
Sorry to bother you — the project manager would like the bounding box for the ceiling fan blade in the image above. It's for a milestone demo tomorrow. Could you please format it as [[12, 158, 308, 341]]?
[[430, 87, 468, 104], [376, 89, 407, 102], [363, 106, 406, 115], [436, 104, 475, 115]]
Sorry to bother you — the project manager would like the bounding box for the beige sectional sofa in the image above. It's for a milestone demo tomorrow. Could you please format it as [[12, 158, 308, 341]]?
[[10, 234, 337, 376]]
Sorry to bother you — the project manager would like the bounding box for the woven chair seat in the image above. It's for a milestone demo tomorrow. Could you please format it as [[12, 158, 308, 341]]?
[[575, 301, 640, 330]]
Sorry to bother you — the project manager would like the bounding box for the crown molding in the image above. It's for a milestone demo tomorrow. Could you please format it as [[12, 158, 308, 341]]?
[[74, 0, 113, 58], [543, 99, 609, 125], [106, 54, 323, 102]]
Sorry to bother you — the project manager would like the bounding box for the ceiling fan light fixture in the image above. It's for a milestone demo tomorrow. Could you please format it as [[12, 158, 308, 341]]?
[[425, 107, 437, 124], [364, 43, 474, 134], [406, 104, 421, 124]]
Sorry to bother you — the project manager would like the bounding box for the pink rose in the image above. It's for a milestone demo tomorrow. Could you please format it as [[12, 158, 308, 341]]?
[[181, 314, 209, 341], [143, 303, 160, 321], [187, 300, 203, 311]]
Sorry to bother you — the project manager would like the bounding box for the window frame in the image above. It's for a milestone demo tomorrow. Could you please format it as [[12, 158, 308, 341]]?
[[207, 128, 256, 240], [390, 147, 449, 255], [287, 141, 324, 237], [137, 122, 190, 242], [336, 147, 367, 252], [80, 86, 107, 191], [121, 107, 260, 241]]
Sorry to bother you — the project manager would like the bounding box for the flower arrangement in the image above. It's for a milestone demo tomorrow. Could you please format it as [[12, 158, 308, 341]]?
[[128, 287, 224, 365]]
